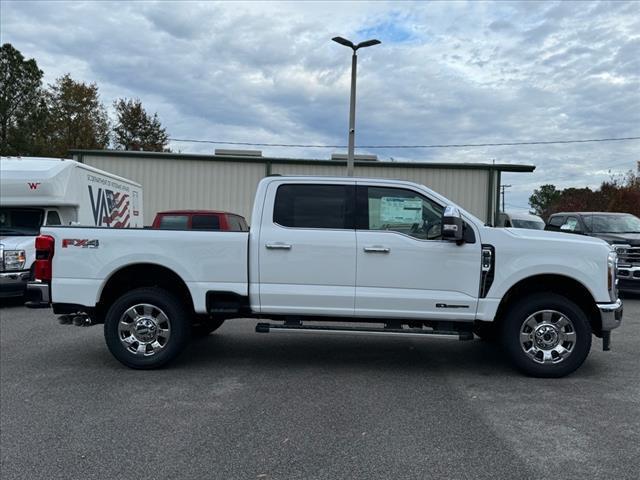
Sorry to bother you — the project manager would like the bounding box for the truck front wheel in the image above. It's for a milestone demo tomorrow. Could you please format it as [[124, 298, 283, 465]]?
[[501, 293, 592, 378], [104, 287, 191, 369]]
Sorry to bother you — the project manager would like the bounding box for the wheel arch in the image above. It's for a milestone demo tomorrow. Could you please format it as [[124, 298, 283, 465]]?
[[95, 263, 194, 323], [494, 274, 602, 336]]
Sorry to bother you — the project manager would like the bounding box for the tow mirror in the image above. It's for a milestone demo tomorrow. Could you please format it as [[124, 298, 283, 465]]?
[[442, 206, 464, 243]]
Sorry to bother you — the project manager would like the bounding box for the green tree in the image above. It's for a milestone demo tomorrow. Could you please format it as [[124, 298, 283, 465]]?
[[529, 184, 561, 217], [0, 43, 44, 155], [112, 98, 169, 151], [44, 74, 110, 157]]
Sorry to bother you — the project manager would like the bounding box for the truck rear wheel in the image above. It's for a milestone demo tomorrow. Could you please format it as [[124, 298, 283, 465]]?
[[104, 287, 191, 369], [501, 293, 592, 378]]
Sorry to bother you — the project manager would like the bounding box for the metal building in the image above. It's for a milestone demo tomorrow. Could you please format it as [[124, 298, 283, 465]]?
[[70, 149, 535, 225]]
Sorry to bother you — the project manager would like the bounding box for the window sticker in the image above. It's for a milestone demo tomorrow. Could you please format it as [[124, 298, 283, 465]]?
[[380, 197, 422, 223]]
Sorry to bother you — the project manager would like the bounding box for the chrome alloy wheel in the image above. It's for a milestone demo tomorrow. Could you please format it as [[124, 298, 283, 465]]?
[[519, 310, 576, 365], [118, 304, 171, 356]]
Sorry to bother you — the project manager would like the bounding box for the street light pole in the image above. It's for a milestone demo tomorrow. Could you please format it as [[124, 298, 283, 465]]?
[[347, 50, 357, 177], [332, 36, 381, 177]]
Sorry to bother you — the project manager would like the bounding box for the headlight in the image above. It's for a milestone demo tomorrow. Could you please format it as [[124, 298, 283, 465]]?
[[607, 250, 618, 301], [3, 250, 26, 271]]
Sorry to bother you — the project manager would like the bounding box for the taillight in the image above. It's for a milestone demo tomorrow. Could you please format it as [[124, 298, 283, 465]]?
[[34, 235, 55, 282]]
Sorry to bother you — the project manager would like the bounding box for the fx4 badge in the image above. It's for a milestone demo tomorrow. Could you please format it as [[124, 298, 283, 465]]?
[[62, 239, 100, 249]]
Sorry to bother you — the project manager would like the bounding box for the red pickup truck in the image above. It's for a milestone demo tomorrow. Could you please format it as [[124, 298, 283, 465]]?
[[151, 210, 249, 231]]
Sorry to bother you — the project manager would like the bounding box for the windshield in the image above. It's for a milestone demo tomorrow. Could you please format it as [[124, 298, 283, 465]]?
[[511, 219, 545, 230], [587, 214, 640, 234], [0, 208, 44, 236]]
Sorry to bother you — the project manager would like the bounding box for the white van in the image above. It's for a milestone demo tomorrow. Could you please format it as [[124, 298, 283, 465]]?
[[0, 156, 143, 299]]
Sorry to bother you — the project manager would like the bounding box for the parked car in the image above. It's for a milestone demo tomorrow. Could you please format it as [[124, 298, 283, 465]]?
[[151, 210, 248, 231], [497, 211, 545, 230], [546, 212, 640, 293], [0, 156, 142, 299], [27, 176, 622, 377]]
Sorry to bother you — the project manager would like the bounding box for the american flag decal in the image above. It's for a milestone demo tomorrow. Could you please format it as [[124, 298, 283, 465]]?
[[104, 191, 130, 228], [89, 185, 132, 228]]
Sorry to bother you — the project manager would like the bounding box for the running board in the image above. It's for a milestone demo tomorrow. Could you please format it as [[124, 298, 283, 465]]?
[[255, 322, 474, 341]]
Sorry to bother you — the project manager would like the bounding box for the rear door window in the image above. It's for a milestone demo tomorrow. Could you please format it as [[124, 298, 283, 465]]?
[[273, 184, 354, 229]]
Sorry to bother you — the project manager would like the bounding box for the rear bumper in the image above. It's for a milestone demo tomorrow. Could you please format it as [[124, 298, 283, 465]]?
[[25, 281, 50, 308], [597, 298, 623, 331], [0, 270, 31, 298]]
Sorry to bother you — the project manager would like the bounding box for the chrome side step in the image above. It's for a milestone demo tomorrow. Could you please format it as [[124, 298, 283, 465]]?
[[255, 322, 474, 341]]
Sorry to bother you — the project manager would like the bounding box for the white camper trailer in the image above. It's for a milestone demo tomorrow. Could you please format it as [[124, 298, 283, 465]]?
[[0, 156, 143, 298]]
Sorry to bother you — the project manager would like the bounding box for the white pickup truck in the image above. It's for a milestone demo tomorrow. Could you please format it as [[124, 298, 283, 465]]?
[[27, 176, 623, 377]]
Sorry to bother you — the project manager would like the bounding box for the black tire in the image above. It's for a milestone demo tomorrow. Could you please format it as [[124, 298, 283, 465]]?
[[192, 317, 225, 337], [104, 287, 191, 369], [501, 293, 592, 378]]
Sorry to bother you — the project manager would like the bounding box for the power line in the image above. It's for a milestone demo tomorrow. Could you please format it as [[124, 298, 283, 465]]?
[[168, 135, 640, 149]]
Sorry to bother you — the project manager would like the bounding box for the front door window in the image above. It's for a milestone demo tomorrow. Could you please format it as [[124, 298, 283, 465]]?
[[361, 186, 444, 240]]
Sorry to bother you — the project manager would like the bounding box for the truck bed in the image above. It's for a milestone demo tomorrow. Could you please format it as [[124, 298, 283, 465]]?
[[42, 226, 249, 313]]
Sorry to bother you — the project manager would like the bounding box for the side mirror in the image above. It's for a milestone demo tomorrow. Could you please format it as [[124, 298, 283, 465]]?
[[442, 206, 464, 243]]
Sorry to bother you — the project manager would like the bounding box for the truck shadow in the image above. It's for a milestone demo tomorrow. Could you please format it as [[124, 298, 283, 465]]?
[[176, 330, 606, 379], [180, 331, 518, 377], [0, 297, 26, 309]]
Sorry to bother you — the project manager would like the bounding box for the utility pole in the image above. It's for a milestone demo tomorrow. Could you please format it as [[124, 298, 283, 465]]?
[[500, 184, 512, 212]]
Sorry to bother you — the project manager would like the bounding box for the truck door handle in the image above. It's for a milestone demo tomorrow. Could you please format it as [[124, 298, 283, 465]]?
[[265, 242, 292, 250], [363, 246, 390, 253]]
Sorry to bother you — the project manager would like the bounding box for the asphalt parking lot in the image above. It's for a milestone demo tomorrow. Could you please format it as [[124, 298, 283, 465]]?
[[1, 297, 639, 480]]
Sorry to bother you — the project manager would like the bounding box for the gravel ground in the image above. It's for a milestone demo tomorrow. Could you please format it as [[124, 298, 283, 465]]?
[[1, 296, 639, 480]]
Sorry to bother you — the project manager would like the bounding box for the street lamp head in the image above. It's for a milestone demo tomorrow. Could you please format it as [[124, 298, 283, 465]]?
[[332, 36, 355, 49], [356, 39, 381, 49], [332, 36, 382, 51]]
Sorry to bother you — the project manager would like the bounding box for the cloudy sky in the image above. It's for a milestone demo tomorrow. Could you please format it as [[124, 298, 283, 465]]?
[[2, 0, 639, 210]]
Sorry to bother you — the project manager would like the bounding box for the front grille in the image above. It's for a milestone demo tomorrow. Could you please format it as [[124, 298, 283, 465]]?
[[619, 278, 640, 293], [617, 246, 640, 267]]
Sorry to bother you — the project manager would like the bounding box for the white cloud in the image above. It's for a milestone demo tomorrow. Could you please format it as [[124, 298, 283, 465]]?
[[1, 0, 638, 211]]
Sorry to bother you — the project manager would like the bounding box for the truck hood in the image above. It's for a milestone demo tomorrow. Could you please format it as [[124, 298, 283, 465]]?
[[588, 232, 640, 246], [0, 235, 37, 251], [499, 227, 610, 248]]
